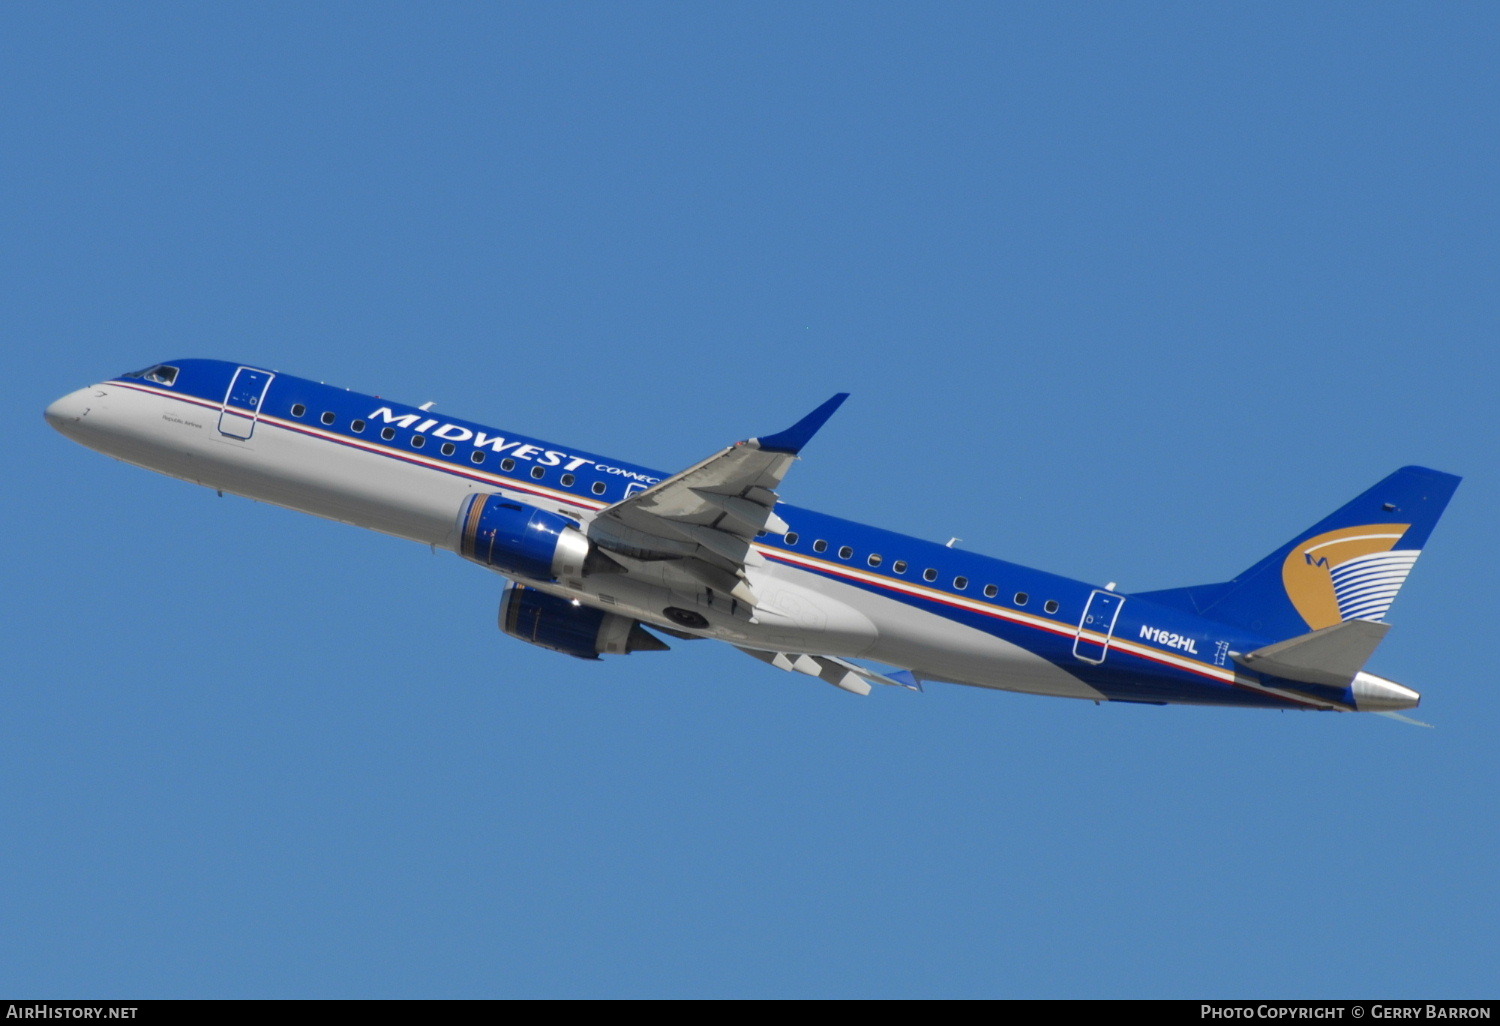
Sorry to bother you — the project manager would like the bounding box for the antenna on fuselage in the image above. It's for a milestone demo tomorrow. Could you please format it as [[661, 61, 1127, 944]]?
[[946, 537, 961, 548], [418, 401, 436, 411]]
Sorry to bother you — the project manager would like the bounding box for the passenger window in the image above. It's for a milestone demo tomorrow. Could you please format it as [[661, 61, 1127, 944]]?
[[867, 554, 882, 568], [892, 560, 908, 574], [471, 451, 485, 464], [291, 404, 306, 418], [411, 435, 425, 449], [954, 576, 968, 590], [321, 412, 335, 426], [531, 466, 545, 480], [351, 419, 365, 433], [1044, 600, 1059, 614], [381, 427, 396, 441], [813, 540, 828, 553], [923, 568, 938, 582], [441, 442, 456, 456], [592, 481, 606, 495], [984, 584, 998, 598], [838, 546, 853, 560], [1014, 592, 1029, 606], [501, 459, 515, 472], [784, 532, 799, 545], [561, 473, 575, 487]]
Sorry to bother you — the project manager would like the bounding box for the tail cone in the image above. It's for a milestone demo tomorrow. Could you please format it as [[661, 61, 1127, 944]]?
[[1351, 671, 1421, 712]]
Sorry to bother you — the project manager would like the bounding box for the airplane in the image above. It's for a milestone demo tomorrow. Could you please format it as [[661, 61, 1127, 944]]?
[[45, 359, 1460, 716]]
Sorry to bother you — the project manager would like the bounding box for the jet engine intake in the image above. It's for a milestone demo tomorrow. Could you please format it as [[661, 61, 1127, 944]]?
[[457, 493, 594, 580]]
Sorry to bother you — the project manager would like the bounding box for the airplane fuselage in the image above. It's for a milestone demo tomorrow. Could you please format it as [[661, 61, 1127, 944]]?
[[45, 359, 1427, 713]]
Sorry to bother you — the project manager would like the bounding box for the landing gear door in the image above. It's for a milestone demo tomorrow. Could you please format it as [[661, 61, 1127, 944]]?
[[1073, 590, 1124, 664], [219, 367, 274, 440]]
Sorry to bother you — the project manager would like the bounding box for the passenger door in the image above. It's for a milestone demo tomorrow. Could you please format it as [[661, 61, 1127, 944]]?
[[1073, 590, 1124, 664]]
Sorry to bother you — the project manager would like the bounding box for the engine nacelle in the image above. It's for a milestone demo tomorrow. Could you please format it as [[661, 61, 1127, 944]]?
[[457, 493, 592, 580], [499, 584, 669, 660]]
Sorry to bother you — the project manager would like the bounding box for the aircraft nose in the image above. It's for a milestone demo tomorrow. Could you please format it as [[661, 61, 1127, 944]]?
[[45, 388, 95, 436]]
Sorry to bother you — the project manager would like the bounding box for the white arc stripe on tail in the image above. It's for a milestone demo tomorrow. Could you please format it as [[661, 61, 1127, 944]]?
[[1331, 550, 1420, 622]]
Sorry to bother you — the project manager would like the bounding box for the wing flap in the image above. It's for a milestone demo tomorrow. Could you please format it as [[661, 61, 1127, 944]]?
[[691, 489, 790, 536], [735, 647, 920, 696]]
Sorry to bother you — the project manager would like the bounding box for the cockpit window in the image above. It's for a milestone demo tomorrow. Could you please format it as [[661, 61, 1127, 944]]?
[[124, 364, 179, 386]]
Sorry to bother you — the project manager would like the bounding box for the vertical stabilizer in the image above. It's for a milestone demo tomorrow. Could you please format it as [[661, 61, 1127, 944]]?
[[1133, 466, 1459, 641]]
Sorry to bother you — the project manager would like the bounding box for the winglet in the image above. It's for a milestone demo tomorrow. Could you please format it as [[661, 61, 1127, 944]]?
[[756, 393, 849, 455]]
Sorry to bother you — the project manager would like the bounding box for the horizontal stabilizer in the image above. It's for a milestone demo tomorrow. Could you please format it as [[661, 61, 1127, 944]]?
[[1235, 618, 1390, 688], [1375, 710, 1434, 728]]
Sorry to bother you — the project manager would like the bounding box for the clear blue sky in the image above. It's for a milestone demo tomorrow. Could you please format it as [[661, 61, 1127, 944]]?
[[5, 2, 1497, 998]]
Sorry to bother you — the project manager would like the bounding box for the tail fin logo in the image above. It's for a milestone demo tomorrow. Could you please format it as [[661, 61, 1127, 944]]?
[[1282, 524, 1416, 629]]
